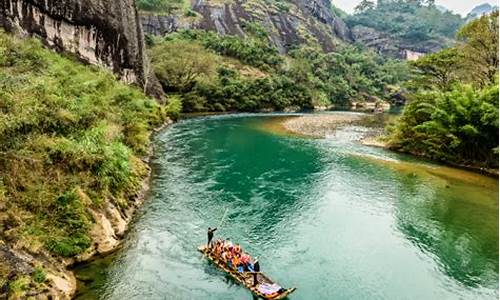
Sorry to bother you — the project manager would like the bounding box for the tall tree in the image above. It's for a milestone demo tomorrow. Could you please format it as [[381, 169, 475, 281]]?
[[410, 48, 463, 90], [456, 11, 499, 86]]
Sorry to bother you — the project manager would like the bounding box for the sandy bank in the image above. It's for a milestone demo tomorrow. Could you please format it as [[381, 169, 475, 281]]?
[[281, 113, 369, 138]]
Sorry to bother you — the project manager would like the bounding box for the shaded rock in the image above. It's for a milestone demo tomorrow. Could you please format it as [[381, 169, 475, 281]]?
[[0, 0, 148, 87], [351, 24, 445, 59]]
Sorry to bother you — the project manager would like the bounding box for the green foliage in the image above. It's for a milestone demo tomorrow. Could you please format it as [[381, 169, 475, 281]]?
[[389, 82, 498, 167], [32, 267, 47, 284], [409, 47, 463, 89], [150, 39, 218, 92], [289, 45, 411, 106], [136, 0, 184, 13], [347, 0, 463, 44], [389, 12, 499, 168], [331, 4, 349, 19], [0, 31, 165, 257], [46, 233, 92, 257], [8, 276, 30, 297], [174, 30, 283, 71], [149, 30, 409, 112], [457, 11, 499, 86], [165, 95, 183, 120]]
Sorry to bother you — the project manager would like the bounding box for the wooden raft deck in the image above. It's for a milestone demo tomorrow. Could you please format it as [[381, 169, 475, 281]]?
[[198, 245, 296, 299]]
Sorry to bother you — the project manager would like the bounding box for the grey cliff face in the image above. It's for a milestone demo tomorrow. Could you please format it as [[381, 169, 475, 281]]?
[[0, 0, 147, 86], [350, 25, 444, 59], [142, 0, 351, 53]]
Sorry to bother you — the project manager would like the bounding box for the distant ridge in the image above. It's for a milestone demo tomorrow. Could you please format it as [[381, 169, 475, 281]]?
[[466, 3, 499, 21]]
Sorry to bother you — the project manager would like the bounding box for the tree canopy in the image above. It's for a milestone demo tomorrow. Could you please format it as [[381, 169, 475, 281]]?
[[347, 0, 464, 44], [388, 11, 499, 168]]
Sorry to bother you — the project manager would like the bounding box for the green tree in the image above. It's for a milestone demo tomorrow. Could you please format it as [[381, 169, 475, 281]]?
[[389, 81, 499, 167], [150, 40, 218, 92], [355, 0, 375, 13], [388, 11, 499, 168], [457, 11, 499, 86], [410, 48, 463, 90]]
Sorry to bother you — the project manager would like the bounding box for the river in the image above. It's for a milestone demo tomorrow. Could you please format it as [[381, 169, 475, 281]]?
[[75, 114, 499, 300]]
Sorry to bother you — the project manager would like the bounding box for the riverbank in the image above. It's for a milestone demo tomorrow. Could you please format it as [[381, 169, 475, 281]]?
[[281, 113, 368, 138], [0, 32, 179, 299], [275, 113, 499, 177]]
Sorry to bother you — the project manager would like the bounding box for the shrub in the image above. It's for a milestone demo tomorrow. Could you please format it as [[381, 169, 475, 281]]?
[[0, 31, 166, 257], [32, 267, 46, 284]]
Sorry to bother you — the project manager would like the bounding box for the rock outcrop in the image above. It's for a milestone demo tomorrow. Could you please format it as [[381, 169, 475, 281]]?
[[0, 0, 147, 86], [350, 25, 443, 59], [142, 0, 351, 53]]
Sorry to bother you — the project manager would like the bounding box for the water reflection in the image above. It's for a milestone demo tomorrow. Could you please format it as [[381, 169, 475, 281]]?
[[394, 168, 499, 288], [157, 117, 325, 248]]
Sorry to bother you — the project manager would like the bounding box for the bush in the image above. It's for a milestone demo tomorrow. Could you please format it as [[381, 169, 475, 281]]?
[[0, 31, 165, 257], [388, 82, 499, 167], [32, 267, 47, 284], [148, 30, 408, 112]]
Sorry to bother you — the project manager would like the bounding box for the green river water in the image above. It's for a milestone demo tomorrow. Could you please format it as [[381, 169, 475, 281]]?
[[75, 114, 499, 300]]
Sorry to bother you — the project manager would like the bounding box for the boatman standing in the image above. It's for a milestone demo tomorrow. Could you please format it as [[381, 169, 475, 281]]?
[[207, 227, 217, 248], [252, 258, 260, 286]]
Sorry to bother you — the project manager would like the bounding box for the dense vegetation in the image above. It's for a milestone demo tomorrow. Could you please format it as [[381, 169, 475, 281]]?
[[148, 28, 409, 112], [137, 0, 185, 13], [0, 31, 177, 292], [347, 0, 464, 45], [388, 11, 499, 169]]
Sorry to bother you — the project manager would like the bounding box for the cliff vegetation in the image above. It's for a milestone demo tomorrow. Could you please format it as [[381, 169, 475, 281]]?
[[347, 0, 464, 56], [387, 11, 499, 169], [148, 28, 410, 112], [0, 31, 178, 298]]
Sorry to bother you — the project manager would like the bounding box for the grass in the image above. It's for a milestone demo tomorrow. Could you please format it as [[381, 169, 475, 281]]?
[[0, 30, 172, 262]]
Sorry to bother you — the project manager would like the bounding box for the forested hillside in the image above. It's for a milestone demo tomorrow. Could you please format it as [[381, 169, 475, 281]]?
[[147, 28, 409, 112], [347, 0, 464, 57], [388, 11, 499, 169]]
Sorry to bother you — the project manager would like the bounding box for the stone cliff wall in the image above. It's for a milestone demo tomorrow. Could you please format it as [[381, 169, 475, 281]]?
[[0, 0, 147, 85], [142, 0, 351, 53], [350, 25, 445, 59]]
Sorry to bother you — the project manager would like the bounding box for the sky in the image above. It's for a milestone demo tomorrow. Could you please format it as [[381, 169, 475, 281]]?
[[334, 0, 499, 16]]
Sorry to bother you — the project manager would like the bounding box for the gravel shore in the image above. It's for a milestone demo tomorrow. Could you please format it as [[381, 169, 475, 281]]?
[[281, 113, 368, 138]]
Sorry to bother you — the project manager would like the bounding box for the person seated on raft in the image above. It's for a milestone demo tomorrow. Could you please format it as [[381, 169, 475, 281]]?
[[234, 244, 242, 255], [240, 253, 250, 270], [231, 254, 240, 270], [214, 240, 223, 256]]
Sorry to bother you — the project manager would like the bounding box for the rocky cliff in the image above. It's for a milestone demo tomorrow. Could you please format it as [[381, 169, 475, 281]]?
[[350, 25, 442, 59], [142, 0, 351, 53], [0, 0, 147, 85]]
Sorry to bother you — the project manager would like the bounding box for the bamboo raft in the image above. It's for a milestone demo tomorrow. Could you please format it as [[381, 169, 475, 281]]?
[[198, 245, 296, 299]]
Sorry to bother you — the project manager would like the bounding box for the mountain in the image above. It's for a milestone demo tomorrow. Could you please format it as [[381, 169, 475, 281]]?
[[346, 1, 464, 59], [141, 0, 351, 53], [466, 3, 498, 21]]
